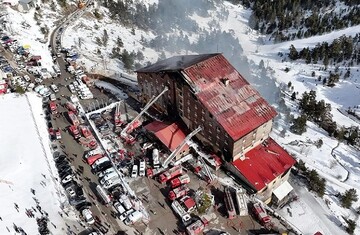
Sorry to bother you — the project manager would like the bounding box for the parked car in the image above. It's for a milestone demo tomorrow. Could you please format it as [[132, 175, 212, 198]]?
[[50, 84, 59, 93], [81, 208, 95, 225], [139, 160, 145, 177], [131, 164, 138, 178]]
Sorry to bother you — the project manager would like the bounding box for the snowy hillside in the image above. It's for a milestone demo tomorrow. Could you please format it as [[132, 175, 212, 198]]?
[[1, 0, 360, 234], [0, 93, 78, 234]]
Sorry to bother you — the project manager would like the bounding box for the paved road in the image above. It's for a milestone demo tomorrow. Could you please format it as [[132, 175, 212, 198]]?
[[45, 2, 131, 234]]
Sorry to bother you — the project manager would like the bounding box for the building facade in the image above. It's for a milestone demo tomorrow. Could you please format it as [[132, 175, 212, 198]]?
[[137, 54, 296, 203], [137, 54, 277, 162]]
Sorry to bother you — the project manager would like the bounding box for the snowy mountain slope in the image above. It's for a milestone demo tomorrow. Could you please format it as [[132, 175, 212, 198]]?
[[2, 0, 360, 234], [62, 2, 360, 234]]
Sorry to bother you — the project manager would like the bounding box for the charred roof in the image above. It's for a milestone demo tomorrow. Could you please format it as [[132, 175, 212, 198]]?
[[137, 54, 219, 73]]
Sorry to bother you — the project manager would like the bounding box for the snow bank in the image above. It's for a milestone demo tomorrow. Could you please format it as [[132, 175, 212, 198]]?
[[0, 93, 75, 234]]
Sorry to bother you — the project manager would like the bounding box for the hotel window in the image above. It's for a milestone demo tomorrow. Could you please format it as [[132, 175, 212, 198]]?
[[209, 136, 212, 141], [179, 91, 183, 97], [216, 127, 220, 133], [209, 122, 212, 127], [179, 104, 183, 111], [194, 105, 198, 110], [224, 140, 228, 146]]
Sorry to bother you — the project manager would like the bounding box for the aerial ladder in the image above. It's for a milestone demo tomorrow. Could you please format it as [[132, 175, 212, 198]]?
[[120, 86, 169, 142], [162, 126, 202, 168], [114, 101, 124, 127], [198, 154, 214, 182]]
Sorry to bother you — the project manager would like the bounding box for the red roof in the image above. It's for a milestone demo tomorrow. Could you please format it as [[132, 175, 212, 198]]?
[[182, 54, 277, 140], [183, 197, 196, 210], [232, 138, 296, 191], [144, 121, 189, 152]]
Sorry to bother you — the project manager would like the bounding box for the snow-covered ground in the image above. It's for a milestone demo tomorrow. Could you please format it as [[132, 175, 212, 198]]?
[[0, 93, 77, 234], [5, 7, 58, 71], [2, 0, 360, 234]]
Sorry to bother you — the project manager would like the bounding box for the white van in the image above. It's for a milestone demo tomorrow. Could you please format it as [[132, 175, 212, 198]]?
[[119, 194, 132, 210], [99, 172, 118, 185], [50, 93, 57, 101], [23, 75, 31, 82], [98, 167, 115, 178], [52, 65, 61, 75], [124, 210, 143, 225], [103, 178, 121, 190], [50, 84, 59, 93], [81, 209, 95, 225], [152, 149, 160, 168], [114, 202, 126, 215], [131, 164, 138, 178]]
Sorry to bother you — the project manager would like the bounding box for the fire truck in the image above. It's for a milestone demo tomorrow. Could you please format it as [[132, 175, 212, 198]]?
[[120, 86, 168, 145], [158, 165, 183, 184], [67, 111, 80, 126], [252, 202, 271, 226], [186, 217, 209, 235], [65, 101, 78, 114], [49, 101, 58, 115], [171, 200, 191, 223], [80, 125, 93, 138], [88, 140, 98, 150], [69, 125, 80, 139], [170, 174, 190, 189], [168, 185, 189, 201], [224, 187, 236, 220], [114, 102, 123, 127]]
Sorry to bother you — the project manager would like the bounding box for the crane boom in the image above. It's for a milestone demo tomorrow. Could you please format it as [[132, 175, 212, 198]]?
[[199, 155, 214, 182], [163, 126, 202, 168], [121, 86, 168, 137]]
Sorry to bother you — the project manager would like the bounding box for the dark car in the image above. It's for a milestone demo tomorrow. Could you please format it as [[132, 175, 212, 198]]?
[[54, 155, 66, 163]]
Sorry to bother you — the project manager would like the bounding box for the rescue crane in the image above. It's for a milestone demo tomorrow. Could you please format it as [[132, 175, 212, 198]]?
[[162, 126, 202, 168], [198, 155, 214, 182], [114, 101, 123, 127], [120, 86, 168, 140]]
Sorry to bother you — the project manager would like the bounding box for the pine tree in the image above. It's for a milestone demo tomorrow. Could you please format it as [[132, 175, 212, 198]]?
[[345, 219, 356, 235], [290, 114, 307, 134], [102, 29, 109, 46], [291, 92, 296, 101], [289, 44, 299, 60]]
